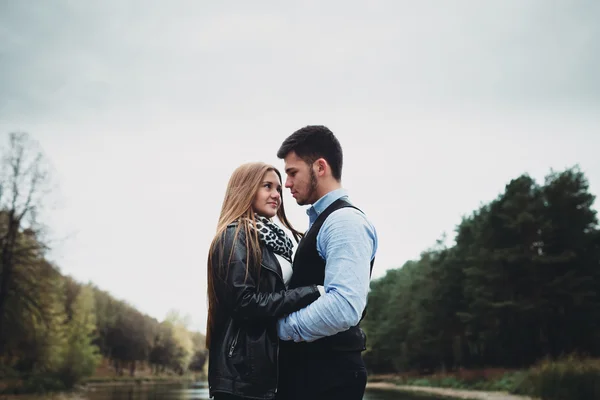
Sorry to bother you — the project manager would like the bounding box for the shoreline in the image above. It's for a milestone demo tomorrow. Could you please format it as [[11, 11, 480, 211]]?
[[366, 382, 537, 400], [2, 378, 538, 400], [0, 375, 203, 398], [82, 377, 198, 386]]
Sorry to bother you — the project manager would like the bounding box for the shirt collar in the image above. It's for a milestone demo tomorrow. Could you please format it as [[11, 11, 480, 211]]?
[[307, 188, 348, 226]]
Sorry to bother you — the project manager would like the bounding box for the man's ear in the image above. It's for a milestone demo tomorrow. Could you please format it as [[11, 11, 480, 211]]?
[[315, 158, 327, 177]]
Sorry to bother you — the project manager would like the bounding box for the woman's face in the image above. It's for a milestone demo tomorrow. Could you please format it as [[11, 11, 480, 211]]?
[[252, 170, 282, 218]]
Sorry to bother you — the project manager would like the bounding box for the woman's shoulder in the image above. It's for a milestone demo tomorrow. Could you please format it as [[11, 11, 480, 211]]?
[[226, 221, 239, 229], [216, 222, 247, 246], [211, 222, 251, 263], [224, 221, 244, 234]]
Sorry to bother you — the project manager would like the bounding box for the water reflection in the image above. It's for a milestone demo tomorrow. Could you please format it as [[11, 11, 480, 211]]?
[[79, 382, 436, 400]]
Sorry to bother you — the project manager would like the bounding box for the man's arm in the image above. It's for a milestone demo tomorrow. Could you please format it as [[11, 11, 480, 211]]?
[[277, 208, 377, 342]]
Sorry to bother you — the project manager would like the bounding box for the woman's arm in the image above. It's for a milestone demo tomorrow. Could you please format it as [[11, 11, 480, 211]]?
[[212, 227, 320, 321]]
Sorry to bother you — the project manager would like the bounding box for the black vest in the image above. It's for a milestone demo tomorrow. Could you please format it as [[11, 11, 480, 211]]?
[[287, 198, 375, 352]]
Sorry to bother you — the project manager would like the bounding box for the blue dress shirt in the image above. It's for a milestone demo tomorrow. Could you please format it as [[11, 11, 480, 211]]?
[[276, 188, 378, 342]]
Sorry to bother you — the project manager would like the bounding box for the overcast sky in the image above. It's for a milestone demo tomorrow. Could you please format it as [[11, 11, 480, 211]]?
[[1, 1, 599, 332]]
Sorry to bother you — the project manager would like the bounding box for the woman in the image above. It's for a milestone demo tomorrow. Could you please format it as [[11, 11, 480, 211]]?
[[206, 162, 321, 400]]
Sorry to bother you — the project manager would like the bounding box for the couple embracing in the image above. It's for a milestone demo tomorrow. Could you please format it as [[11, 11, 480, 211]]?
[[206, 126, 378, 400]]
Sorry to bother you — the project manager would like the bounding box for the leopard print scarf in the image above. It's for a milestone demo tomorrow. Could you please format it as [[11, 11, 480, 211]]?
[[253, 214, 294, 264]]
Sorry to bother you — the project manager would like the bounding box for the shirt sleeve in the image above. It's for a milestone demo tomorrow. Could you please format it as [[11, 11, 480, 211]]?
[[276, 207, 377, 342]]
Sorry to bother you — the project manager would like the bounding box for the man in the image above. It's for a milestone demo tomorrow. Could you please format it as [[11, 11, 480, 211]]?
[[275, 125, 378, 400]]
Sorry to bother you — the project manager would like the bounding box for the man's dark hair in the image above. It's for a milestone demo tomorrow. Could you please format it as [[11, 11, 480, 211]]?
[[277, 125, 343, 181]]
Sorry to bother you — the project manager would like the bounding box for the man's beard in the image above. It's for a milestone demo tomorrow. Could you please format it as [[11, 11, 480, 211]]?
[[297, 168, 318, 206]]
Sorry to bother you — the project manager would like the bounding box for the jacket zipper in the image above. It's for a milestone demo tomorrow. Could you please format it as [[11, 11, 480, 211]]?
[[228, 328, 240, 357], [261, 262, 282, 393], [260, 262, 284, 286], [275, 339, 279, 393]]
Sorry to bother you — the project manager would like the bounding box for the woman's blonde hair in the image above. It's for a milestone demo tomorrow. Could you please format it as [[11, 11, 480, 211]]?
[[206, 162, 301, 347]]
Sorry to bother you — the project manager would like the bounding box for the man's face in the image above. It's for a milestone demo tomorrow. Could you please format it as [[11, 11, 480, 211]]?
[[283, 151, 318, 206]]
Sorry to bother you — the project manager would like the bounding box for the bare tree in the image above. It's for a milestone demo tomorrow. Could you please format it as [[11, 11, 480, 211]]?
[[0, 132, 53, 355]]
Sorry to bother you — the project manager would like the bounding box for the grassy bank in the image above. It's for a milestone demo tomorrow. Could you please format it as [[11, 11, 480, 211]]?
[[370, 368, 528, 393], [0, 374, 200, 395], [367, 382, 532, 400], [519, 355, 600, 399], [0, 394, 85, 400], [370, 355, 600, 399], [1, 364, 204, 396]]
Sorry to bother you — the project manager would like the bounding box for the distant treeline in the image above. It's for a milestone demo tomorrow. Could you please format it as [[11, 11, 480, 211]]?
[[363, 166, 600, 373], [0, 133, 206, 393]]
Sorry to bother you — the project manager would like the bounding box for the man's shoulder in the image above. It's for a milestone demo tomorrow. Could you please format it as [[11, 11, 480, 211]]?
[[332, 201, 372, 220], [317, 201, 378, 258], [323, 202, 376, 232]]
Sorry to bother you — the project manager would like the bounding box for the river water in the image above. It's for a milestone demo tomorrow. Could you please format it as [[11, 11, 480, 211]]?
[[78, 382, 438, 400]]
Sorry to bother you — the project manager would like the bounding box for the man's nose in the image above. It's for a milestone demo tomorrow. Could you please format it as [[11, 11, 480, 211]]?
[[285, 177, 292, 188]]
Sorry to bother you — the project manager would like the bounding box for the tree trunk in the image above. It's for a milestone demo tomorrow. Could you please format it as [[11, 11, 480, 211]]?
[[0, 215, 19, 356]]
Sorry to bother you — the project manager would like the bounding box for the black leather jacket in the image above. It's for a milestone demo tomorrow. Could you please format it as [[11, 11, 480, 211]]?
[[208, 224, 321, 399]]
